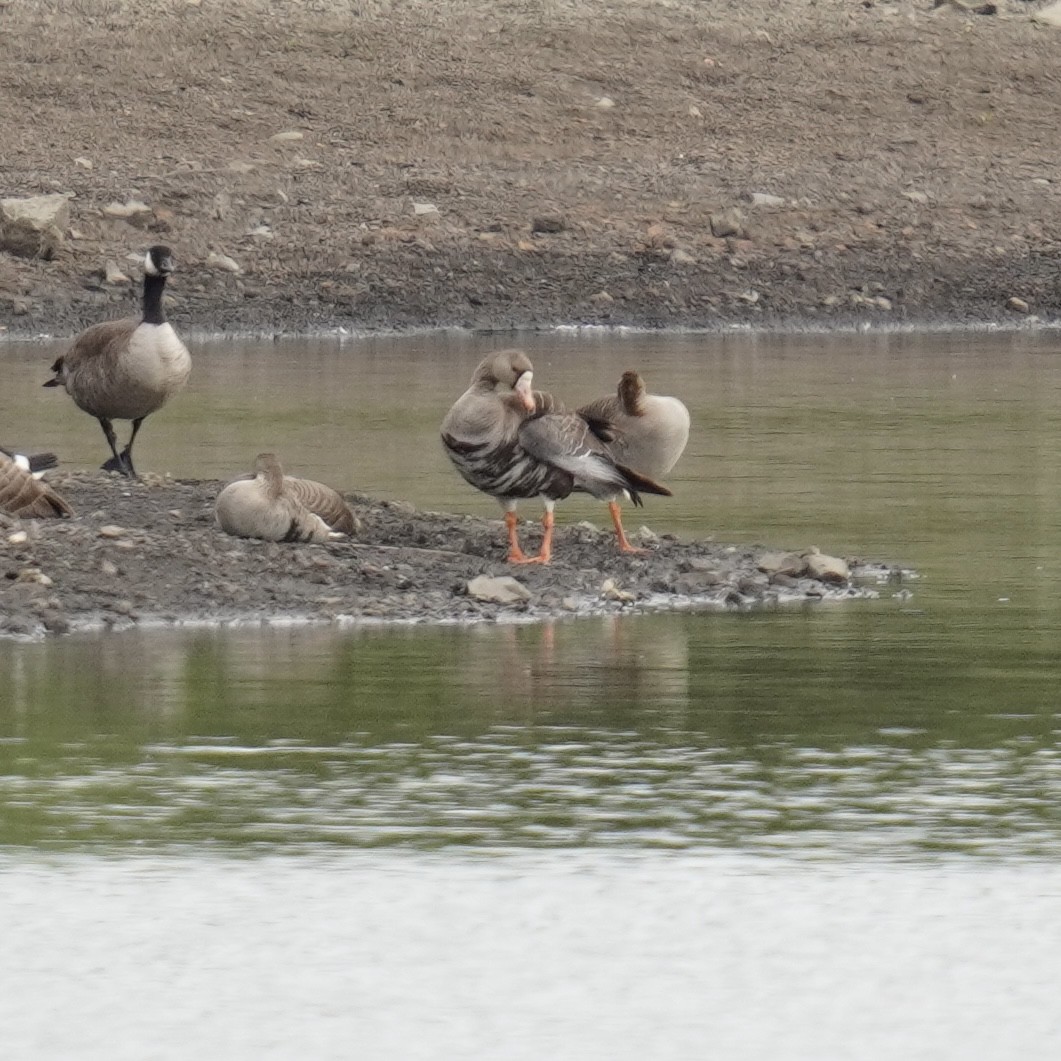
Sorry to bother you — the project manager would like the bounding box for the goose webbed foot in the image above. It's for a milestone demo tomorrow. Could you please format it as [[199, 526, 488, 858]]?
[[101, 450, 137, 478]]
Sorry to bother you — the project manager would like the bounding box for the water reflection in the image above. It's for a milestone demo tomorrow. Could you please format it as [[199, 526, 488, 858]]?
[[2, 611, 1059, 857]]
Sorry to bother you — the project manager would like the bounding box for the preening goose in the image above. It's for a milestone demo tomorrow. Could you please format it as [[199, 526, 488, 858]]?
[[215, 453, 359, 543], [441, 350, 671, 564], [0, 448, 73, 519], [44, 244, 191, 478], [577, 370, 690, 552]]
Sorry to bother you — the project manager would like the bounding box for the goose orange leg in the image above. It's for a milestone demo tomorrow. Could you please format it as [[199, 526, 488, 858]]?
[[511, 505, 554, 565], [504, 510, 529, 563], [609, 501, 646, 554]]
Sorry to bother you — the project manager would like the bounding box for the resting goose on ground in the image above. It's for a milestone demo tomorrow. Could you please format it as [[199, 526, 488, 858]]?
[[44, 244, 191, 478], [215, 453, 359, 543], [0, 448, 73, 519], [0, 445, 59, 479], [577, 370, 690, 552], [441, 349, 671, 564]]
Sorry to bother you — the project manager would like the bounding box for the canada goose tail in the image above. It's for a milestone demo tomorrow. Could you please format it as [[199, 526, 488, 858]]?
[[26, 452, 59, 475], [43, 356, 65, 387], [615, 463, 672, 508]]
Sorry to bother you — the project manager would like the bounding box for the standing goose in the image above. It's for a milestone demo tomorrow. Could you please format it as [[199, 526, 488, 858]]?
[[0, 448, 73, 519], [577, 370, 690, 552], [441, 350, 671, 564], [215, 453, 359, 543], [44, 244, 191, 478]]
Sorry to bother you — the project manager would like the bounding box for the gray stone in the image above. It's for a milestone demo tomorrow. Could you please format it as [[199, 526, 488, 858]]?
[[757, 550, 807, 577], [532, 216, 565, 234], [710, 208, 744, 238], [1007, 296, 1030, 313], [467, 574, 531, 604], [748, 192, 785, 208], [207, 251, 242, 274], [0, 194, 70, 259], [1032, 1, 1061, 27], [803, 549, 850, 583]]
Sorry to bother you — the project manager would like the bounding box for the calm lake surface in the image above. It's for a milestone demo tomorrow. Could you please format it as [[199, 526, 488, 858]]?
[[2, 330, 1061, 1058]]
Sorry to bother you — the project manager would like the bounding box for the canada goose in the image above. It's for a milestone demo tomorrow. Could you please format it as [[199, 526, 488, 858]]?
[[43, 244, 191, 478], [0, 448, 73, 519], [441, 350, 671, 564], [577, 370, 690, 552], [0, 445, 59, 479], [215, 453, 359, 543]]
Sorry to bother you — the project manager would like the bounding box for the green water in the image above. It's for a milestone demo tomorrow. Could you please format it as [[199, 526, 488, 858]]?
[[4, 331, 1061, 1059]]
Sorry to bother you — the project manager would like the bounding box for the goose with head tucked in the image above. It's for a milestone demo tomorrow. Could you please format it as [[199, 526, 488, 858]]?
[[0, 447, 73, 519], [441, 350, 671, 564], [44, 244, 191, 478], [577, 370, 690, 552], [215, 453, 359, 543]]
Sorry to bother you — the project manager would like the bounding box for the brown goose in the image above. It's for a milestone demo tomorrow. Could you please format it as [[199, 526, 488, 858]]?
[[0, 448, 73, 519], [577, 370, 690, 552], [44, 245, 191, 478], [441, 350, 671, 564], [215, 453, 359, 543]]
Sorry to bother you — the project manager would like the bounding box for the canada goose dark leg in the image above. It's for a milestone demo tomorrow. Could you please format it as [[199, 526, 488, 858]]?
[[118, 417, 145, 478], [97, 418, 128, 475]]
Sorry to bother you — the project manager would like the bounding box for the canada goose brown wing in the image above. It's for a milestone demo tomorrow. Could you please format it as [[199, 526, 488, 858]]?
[[63, 319, 139, 367], [283, 477, 360, 535], [0, 451, 73, 518]]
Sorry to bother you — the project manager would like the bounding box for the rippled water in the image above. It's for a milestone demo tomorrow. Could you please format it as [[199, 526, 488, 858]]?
[[3, 330, 1061, 1058]]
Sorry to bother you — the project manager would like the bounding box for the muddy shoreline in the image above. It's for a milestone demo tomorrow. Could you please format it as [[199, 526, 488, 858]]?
[[0, 473, 906, 640], [1, 1, 1059, 339]]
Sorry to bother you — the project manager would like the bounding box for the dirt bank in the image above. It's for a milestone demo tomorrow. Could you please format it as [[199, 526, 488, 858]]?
[[0, 472, 904, 639], [0, 0, 1059, 337]]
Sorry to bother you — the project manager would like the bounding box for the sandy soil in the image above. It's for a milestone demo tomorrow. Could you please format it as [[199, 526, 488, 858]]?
[[0, 472, 901, 638], [0, 0, 1059, 335]]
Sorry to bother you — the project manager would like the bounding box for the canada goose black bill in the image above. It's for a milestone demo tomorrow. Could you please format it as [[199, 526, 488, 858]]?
[[577, 370, 690, 553], [0, 448, 73, 519], [441, 350, 670, 564], [215, 453, 359, 543], [44, 244, 191, 478]]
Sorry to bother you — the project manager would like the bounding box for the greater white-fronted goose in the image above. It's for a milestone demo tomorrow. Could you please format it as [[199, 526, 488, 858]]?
[[44, 244, 191, 478], [577, 370, 690, 552], [0, 448, 73, 519], [441, 350, 671, 564], [215, 453, 359, 543]]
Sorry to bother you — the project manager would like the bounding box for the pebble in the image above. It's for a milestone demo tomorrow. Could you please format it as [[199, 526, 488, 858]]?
[[207, 252, 242, 274], [98, 525, 126, 538], [466, 574, 531, 604], [1007, 296, 1030, 313]]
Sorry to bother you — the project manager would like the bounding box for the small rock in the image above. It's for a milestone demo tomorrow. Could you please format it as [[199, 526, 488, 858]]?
[[103, 200, 152, 225], [0, 193, 70, 259], [1007, 296, 1030, 313], [247, 224, 274, 240], [1032, 0, 1061, 25], [688, 105, 702, 118], [803, 548, 850, 583], [467, 574, 531, 604], [902, 190, 930, 204], [269, 130, 304, 142], [412, 202, 440, 216], [74, 157, 93, 170], [600, 578, 634, 603], [104, 261, 130, 285], [207, 252, 242, 274], [757, 550, 807, 577], [100, 559, 120, 577], [670, 248, 697, 265], [7, 531, 28, 545], [17, 568, 52, 587], [98, 525, 126, 539], [636, 526, 660, 546], [293, 158, 321, 169], [532, 216, 565, 234], [710, 208, 744, 239], [595, 96, 616, 109], [590, 290, 614, 304], [748, 192, 785, 208]]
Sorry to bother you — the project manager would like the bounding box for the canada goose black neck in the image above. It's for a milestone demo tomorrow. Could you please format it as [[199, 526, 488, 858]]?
[[141, 244, 173, 326]]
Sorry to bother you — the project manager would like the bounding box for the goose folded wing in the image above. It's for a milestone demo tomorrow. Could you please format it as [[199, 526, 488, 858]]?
[[284, 477, 358, 534], [518, 414, 629, 495]]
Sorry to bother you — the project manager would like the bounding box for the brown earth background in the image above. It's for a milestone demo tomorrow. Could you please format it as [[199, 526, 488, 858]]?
[[1, 0, 1059, 335]]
